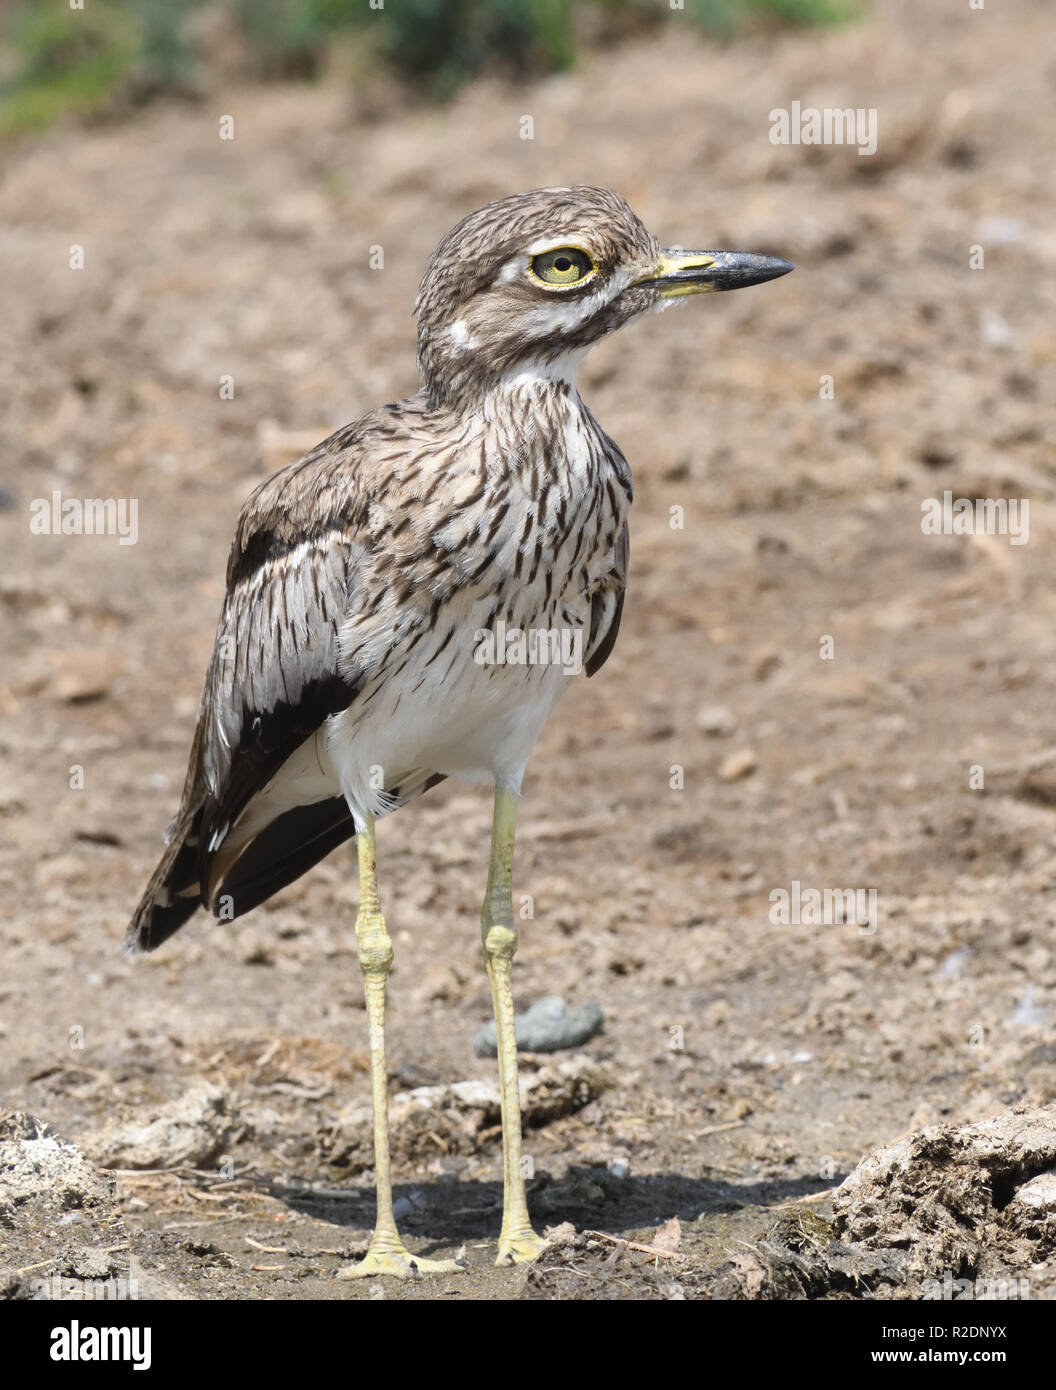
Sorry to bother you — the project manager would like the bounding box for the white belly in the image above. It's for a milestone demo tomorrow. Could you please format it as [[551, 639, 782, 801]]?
[[326, 589, 586, 827]]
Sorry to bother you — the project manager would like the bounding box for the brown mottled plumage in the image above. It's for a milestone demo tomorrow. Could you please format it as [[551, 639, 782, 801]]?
[[126, 187, 792, 1274]]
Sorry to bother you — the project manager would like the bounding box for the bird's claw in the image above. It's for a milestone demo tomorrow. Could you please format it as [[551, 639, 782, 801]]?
[[337, 1246, 466, 1280], [495, 1231, 549, 1266]]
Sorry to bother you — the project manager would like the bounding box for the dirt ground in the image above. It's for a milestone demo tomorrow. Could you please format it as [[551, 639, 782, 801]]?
[[2, 0, 1056, 1301]]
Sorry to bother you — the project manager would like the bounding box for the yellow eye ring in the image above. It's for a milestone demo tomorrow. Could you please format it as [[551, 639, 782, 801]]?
[[528, 246, 597, 289]]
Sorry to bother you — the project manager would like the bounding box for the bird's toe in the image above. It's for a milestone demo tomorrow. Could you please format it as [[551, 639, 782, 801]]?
[[495, 1232, 549, 1267], [337, 1247, 466, 1280]]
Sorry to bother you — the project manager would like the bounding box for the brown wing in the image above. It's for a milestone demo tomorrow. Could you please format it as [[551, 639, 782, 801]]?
[[125, 431, 370, 952]]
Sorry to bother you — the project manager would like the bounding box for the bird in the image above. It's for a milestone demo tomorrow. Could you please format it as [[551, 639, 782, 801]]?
[[126, 185, 792, 1278]]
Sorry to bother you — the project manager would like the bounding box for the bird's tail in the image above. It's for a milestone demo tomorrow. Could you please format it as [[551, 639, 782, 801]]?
[[125, 808, 205, 954], [126, 774, 446, 954], [125, 796, 361, 954]]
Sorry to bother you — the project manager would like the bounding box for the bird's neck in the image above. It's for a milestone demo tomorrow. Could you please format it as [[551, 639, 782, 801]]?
[[421, 349, 589, 419]]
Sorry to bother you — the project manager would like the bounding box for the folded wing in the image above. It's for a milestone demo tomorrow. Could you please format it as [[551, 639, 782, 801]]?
[[126, 436, 368, 952]]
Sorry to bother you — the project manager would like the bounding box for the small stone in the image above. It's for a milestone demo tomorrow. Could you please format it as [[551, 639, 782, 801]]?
[[48, 650, 124, 704], [697, 705, 737, 737], [239, 928, 275, 966], [702, 998, 730, 1028], [419, 962, 461, 1002], [63, 1245, 114, 1280], [718, 748, 757, 782], [753, 649, 781, 682], [472, 996, 604, 1058], [652, 1215, 682, 1253], [1011, 1168, 1056, 1212], [725, 1097, 754, 1121]]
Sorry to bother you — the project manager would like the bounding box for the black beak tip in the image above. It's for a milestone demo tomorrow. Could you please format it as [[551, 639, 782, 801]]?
[[648, 250, 795, 294], [730, 253, 795, 289]]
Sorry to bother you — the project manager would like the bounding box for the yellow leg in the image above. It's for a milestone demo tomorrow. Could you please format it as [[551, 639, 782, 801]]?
[[337, 815, 463, 1280], [482, 785, 548, 1266]]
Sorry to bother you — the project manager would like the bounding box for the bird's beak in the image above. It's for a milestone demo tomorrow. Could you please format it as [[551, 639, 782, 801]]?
[[638, 249, 795, 297]]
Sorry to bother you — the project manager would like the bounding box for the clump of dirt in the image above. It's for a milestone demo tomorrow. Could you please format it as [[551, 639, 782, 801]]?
[[0, 1111, 206, 1299], [832, 1105, 1056, 1286], [82, 1080, 241, 1171], [702, 1209, 904, 1300], [700, 1107, 1056, 1300], [0, 1111, 114, 1214], [0, 1111, 126, 1299], [524, 1220, 701, 1301], [325, 1057, 608, 1172]]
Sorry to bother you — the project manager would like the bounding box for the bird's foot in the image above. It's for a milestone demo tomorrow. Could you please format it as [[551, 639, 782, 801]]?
[[337, 1242, 465, 1280], [495, 1229, 549, 1267]]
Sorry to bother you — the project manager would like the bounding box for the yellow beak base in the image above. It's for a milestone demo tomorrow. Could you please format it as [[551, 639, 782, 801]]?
[[640, 248, 795, 296]]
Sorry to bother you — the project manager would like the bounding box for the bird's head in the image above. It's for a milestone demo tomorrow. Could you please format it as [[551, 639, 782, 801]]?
[[415, 185, 793, 408]]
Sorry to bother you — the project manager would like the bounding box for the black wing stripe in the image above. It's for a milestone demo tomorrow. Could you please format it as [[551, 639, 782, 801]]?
[[212, 796, 356, 920], [197, 672, 359, 884], [585, 524, 629, 678]]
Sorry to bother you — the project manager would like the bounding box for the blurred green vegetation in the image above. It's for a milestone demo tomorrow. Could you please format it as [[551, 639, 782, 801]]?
[[0, 0, 860, 134]]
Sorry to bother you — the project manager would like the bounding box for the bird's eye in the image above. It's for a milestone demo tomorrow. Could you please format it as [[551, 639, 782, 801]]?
[[529, 247, 596, 288]]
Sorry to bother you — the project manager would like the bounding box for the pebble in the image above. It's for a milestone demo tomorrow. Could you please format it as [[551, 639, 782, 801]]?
[[697, 705, 737, 736], [1011, 1169, 1056, 1212], [472, 995, 604, 1057], [718, 748, 757, 782]]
